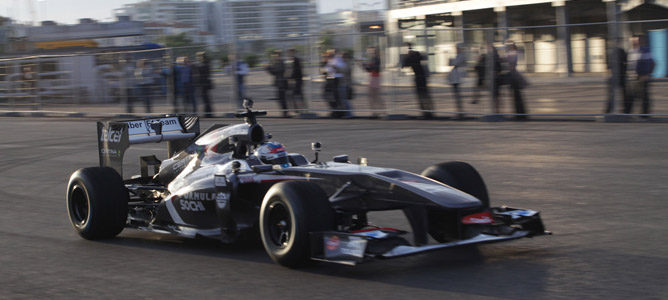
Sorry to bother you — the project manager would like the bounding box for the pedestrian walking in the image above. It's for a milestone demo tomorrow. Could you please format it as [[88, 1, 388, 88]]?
[[195, 52, 214, 117], [21, 65, 37, 105], [230, 54, 249, 109], [159, 55, 173, 107], [323, 49, 345, 118], [471, 48, 486, 104], [401, 43, 433, 119], [339, 51, 354, 118], [604, 44, 628, 114], [625, 35, 655, 117], [448, 43, 467, 118], [286, 49, 305, 113], [121, 56, 136, 113], [504, 42, 528, 120], [362, 47, 385, 118], [487, 44, 503, 114], [174, 56, 196, 113], [133, 59, 155, 113], [266, 50, 289, 117]]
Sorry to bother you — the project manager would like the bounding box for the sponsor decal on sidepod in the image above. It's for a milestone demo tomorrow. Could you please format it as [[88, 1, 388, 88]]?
[[180, 200, 205, 212], [181, 192, 216, 201]]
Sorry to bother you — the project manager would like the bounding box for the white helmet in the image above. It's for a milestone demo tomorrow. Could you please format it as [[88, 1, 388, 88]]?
[[254, 142, 289, 167]]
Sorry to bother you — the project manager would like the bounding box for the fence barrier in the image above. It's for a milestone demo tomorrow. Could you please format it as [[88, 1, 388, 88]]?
[[1, 20, 667, 120]]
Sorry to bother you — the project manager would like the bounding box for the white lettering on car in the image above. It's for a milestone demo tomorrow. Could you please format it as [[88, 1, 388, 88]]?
[[99, 127, 123, 143], [128, 122, 144, 129], [181, 192, 215, 201], [180, 199, 206, 212]]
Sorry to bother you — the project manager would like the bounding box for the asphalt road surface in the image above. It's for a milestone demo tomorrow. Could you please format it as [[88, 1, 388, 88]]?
[[1, 117, 666, 299]]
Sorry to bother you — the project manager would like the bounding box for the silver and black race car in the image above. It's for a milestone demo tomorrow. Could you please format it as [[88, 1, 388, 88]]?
[[66, 101, 549, 268]]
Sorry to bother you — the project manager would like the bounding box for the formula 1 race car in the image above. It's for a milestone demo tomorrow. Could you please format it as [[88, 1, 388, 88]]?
[[66, 101, 549, 268]]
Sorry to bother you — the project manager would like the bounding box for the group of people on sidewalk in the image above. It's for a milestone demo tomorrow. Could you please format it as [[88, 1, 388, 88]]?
[[122, 35, 656, 120], [264, 49, 305, 118], [259, 42, 532, 120], [402, 41, 530, 120], [125, 51, 214, 117], [606, 35, 656, 116], [319, 47, 387, 119]]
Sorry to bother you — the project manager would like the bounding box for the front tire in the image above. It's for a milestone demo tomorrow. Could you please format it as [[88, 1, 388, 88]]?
[[421, 161, 489, 242], [421, 161, 489, 207], [66, 167, 129, 240], [259, 181, 335, 268]]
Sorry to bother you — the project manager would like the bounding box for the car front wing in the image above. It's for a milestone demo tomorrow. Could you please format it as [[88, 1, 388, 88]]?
[[310, 207, 549, 266]]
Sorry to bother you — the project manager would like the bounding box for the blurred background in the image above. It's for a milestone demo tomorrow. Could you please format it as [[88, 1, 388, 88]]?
[[1, 0, 667, 119]]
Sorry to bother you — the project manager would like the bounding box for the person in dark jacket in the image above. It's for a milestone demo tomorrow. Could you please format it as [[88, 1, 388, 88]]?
[[471, 49, 486, 105], [401, 43, 433, 119], [133, 59, 155, 113], [286, 48, 305, 113], [266, 50, 289, 117], [489, 45, 503, 114], [505, 42, 528, 120], [626, 35, 655, 116], [605, 45, 628, 114], [174, 56, 196, 113], [229, 53, 249, 109], [195, 51, 214, 117]]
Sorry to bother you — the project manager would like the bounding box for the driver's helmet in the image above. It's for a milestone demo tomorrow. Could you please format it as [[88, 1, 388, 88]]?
[[254, 142, 290, 167]]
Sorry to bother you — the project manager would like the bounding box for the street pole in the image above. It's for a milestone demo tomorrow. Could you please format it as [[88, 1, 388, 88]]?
[[605, 0, 619, 115], [486, 29, 496, 116]]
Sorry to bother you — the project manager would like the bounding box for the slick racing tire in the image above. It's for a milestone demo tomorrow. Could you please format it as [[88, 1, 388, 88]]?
[[66, 167, 129, 240], [421, 161, 489, 207], [260, 181, 335, 268], [421, 162, 490, 243]]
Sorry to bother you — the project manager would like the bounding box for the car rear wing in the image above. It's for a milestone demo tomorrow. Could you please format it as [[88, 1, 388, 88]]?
[[97, 115, 200, 177]]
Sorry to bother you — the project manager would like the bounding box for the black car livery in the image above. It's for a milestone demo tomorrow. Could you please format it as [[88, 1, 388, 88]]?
[[67, 105, 549, 268]]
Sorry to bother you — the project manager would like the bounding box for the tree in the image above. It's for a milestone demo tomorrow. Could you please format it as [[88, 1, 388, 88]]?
[[244, 54, 260, 68], [158, 32, 194, 48], [318, 30, 335, 53], [157, 32, 203, 59]]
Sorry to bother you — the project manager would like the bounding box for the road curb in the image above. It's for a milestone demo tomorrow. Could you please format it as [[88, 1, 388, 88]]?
[[2, 109, 666, 123], [386, 114, 410, 120], [297, 112, 319, 119], [481, 114, 506, 122], [601, 114, 632, 123], [1, 111, 23, 117]]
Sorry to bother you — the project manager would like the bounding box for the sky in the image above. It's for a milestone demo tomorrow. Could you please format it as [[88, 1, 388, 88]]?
[[0, 0, 385, 25]]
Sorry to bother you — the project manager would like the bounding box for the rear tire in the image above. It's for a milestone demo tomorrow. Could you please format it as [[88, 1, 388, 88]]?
[[259, 181, 335, 268], [421, 161, 489, 242], [66, 167, 129, 240]]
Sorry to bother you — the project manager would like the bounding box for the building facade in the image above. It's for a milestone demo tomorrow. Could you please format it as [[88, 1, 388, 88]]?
[[25, 17, 145, 50], [319, 9, 385, 51], [115, 0, 219, 44], [114, 0, 213, 33], [219, 0, 316, 52], [114, 0, 317, 52], [387, 0, 668, 74]]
